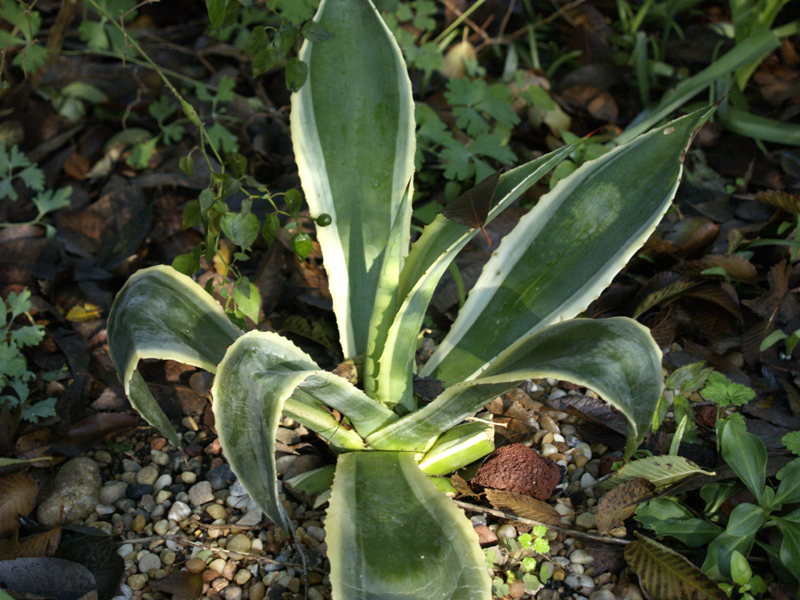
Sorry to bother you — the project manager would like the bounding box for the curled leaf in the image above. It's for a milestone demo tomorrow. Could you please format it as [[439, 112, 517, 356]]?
[[596, 477, 654, 533], [485, 488, 561, 527]]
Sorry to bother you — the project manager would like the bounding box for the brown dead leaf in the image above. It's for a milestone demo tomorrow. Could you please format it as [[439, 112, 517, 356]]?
[[755, 190, 800, 214], [630, 272, 699, 318], [0, 527, 63, 560], [0, 474, 38, 538], [484, 489, 561, 527], [149, 570, 203, 600], [50, 414, 139, 458], [596, 477, 654, 534], [675, 254, 759, 284], [450, 473, 479, 498]]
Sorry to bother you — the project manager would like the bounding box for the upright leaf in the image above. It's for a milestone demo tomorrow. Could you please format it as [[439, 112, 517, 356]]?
[[701, 503, 765, 581], [326, 451, 491, 600], [422, 107, 714, 385], [291, 0, 415, 359], [719, 415, 766, 503]]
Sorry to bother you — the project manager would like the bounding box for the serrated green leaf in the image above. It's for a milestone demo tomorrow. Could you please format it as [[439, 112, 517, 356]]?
[[127, 138, 157, 169], [783, 431, 800, 456], [10, 325, 44, 347], [702, 371, 755, 407], [22, 397, 57, 423], [32, 186, 72, 217], [665, 362, 714, 393], [206, 122, 239, 154], [7, 289, 31, 319]]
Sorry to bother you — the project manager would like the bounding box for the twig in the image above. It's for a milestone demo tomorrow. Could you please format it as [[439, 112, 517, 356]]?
[[452, 500, 630, 545]]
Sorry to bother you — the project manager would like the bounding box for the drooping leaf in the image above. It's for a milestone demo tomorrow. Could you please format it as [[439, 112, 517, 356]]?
[[369, 317, 662, 459], [326, 452, 491, 600], [771, 507, 800, 583], [441, 169, 501, 245], [213, 331, 394, 531], [635, 498, 722, 547], [423, 107, 714, 386], [596, 477, 654, 533], [624, 533, 728, 600], [484, 489, 561, 527], [106, 266, 243, 446], [774, 459, 800, 506]]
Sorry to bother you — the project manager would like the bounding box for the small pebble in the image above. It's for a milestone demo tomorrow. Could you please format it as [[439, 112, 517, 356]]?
[[153, 519, 169, 536], [155, 490, 171, 504], [181, 471, 197, 485], [153, 474, 172, 492], [117, 543, 134, 558], [136, 466, 159, 486], [540, 443, 558, 457], [230, 481, 248, 496], [575, 443, 592, 460], [100, 482, 128, 505], [131, 514, 146, 533], [540, 414, 560, 433], [226, 533, 251, 553], [138, 551, 161, 573], [575, 512, 596, 529], [96, 504, 116, 516], [249, 581, 266, 600], [306, 525, 325, 541], [167, 501, 191, 522], [206, 503, 227, 521], [226, 495, 250, 509], [94, 450, 113, 465], [565, 573, 595, 589], [122, 459, 141, 473], [497, 524, 517, 539], [127, 574, 147, 591], [221, 585, 241, 600], [589, 590, 616, 600], [234, 569, 251, 585], [209, 558, 227, 574], [206, 464, 235, 490], [188, 481, 215, 506], [570, 549, 595, 564], [151, 450, 170, 466], [185, 558, 207, 573], [308, 588, 325, 600], [161, 550, 176, 566]]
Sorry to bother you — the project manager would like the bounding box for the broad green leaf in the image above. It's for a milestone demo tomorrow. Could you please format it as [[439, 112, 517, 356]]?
[[720, 415, 766, 503], [291, 0, 415, 359], [771, 507, 800, 582], [423, 107, 713, 386], [106, 266, 243, 446], [625, 533, 728, 600], [729, 551, 751, 587], [701, 503, 765, 581], [600, 455, 716, 492], [635, 499, 722, 547], [370, 317, 662, 458], [774, 459, 800, 506], [376, 143, 579, 411], [326, 451, 491, 600]]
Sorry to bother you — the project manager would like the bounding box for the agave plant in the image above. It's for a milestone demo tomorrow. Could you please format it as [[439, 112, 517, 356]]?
[[106, 0, 712, 597]]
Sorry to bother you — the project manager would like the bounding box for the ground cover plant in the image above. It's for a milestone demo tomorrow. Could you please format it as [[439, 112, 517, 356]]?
[[105, 0, 711, 598]]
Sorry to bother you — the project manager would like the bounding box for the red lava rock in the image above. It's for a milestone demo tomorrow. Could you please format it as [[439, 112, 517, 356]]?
[[471, 443, 561, 500], [474, 524, 498, 546]]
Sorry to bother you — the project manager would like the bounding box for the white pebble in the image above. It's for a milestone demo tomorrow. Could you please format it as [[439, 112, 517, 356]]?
[[180, 471, 197, 484], [306, 526, 326, 541], [576, 443, 592, 460], [230, 481, 248, 496], [552, 433, 565, 443], [548, 388, 567, 400], [154, 474, 172, 492], [570, 549, 595, 564], [226, 495, 250, 509], [138, 551, 162, 573], [117, 544, 134, 558], [497, 524, 517, 539], [540, 443, 558, 457], [168, 501, 191, 522]]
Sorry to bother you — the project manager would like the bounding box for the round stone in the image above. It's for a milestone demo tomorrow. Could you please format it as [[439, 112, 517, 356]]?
[[188, 481, 215, 507], [206, 504, 227, 520], [208, 558, 227, 574], [226, 534, 251, 553], [136, 465, 159, 486], [226, 495, 250, 509], [151, 450, 170, 466], [233, 569, 251, 585], [127, 574, 147, 591], [565, 573, 595, 589], [96, 504, 116, 516], [305, 526, 325, 542], [122, 459, 141, 473], [153, 519, 169, 536], [161, 550, 176, 566], [37, 457, 102, 527], [181, 471, 197, 485], [153, 474, 173, 492], [100, 481, 128, 505], [570, 549, 595, 564], [206, 464, 236, 490], [496, 524, 517, 539], [589, 590, 617, 600], [249, 581, 266, 600], [168, 501, 191, 522], [575, 512, 596, 529], [155, 490, 171, 504], [185, 558, 207, 573], [221, 585, 242, 600], [131, 514, 146, 533], [138, 551, 161, 573], [117, 543, 134, 558]]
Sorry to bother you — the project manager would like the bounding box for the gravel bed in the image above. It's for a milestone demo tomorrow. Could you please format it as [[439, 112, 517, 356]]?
[[40, 379, 649, 600]]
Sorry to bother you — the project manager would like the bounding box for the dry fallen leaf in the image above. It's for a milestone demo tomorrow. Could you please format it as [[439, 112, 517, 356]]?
[[596, 477, 654, 533], [0, 473, 38, 538], [485, 488, 562, 527]]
